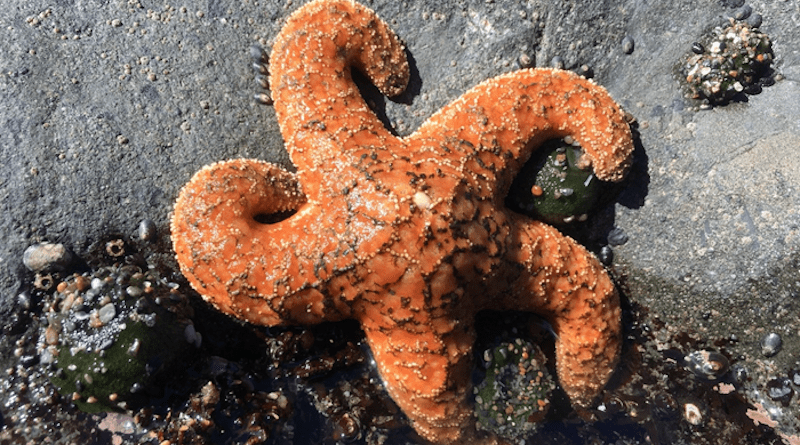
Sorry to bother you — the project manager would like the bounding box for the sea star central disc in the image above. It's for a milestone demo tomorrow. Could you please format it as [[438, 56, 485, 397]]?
[[171, 0, 634, 443]]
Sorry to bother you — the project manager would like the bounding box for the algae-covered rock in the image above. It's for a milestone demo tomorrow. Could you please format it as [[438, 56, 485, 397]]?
[[473, 339, 556, 440], [507, 138, 608, 225], [42, 265, 199, 413]]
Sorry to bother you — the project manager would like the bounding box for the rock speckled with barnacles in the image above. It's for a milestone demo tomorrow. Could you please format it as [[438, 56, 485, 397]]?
[[681, 18, 774, 106], [473, 339, 556, 441], [38, 254, 200, 413], [139, 363, 294, 445], [304, 369, 409, 443]]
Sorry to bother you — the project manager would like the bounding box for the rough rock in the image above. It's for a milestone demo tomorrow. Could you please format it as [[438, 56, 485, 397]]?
[[2, 0, 800, 443], [22, 242, 74, 272]]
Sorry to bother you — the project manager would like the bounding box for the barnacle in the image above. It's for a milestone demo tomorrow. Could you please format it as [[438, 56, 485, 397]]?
[[683, 20, 774, 106]]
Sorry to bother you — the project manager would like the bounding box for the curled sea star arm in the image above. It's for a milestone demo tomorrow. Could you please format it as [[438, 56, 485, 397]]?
[[270, 0, 410, 191], [173, 0, 414, 328], [170, 159, 357, 326], [413, 68, 633, 192]]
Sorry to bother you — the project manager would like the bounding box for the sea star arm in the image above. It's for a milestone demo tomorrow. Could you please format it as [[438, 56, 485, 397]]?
[[270, 0, 410, 195], [362, 322, 480, 444], [501, 219, 622, 408], [414, 68, 633, 193], [170, 159, 357, 326], [380, 67, 631, 438]]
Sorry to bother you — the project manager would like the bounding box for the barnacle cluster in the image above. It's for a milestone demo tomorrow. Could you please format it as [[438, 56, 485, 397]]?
[[39, 263, 200, 413], [473, 339, 556, 440], [507, 138, 606, 225], [683, 20, 773, 106]]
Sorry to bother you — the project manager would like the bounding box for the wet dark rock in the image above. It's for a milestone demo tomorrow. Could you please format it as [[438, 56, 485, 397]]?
[[2, 0, 800, 443]]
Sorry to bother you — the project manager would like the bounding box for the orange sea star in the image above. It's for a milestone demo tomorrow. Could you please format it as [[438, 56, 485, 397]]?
[[171, 0, 634, 443]]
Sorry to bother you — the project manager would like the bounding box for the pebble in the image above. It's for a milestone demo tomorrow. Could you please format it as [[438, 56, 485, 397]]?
[[17, 293, 31, 310], [599, 245, 614, 265], [607, 227, 629, 246], [746, 13, 762, 28], [621, 36, 635, 54], [127, 338, 141, 357], [98, 303, 117, 324], [184, 323, 202, 347], [74, 276, 90, 292], [683, 403, 703, 425], [789, 369, 800, 386], [19, 354, 38, 368], [90, 277, 105, 291], [733, 5, 752, 21], [22, 243, 74, 272], [40, 348, 55, 365], [685, 350, 729, 381], [761, 332, 782, 357], [138, 219, 157, 242], [766, 377, 793, 405]]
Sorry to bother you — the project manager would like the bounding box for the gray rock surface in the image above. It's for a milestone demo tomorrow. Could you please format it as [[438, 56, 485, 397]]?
[[2, 0, 800, 442]]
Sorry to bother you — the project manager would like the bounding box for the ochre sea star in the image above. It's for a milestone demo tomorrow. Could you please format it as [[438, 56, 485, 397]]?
[[171, 0, 634, 443]]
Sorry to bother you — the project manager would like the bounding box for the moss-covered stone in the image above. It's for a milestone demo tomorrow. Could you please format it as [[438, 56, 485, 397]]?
[[473, 339, 555, 440], [45, 266, 199, 413], [51, 313, 190, 412], [507, 138, 607, 225]]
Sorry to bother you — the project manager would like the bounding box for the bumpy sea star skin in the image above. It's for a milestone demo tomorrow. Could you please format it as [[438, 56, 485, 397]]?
[[171, 0, 633, 443]]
